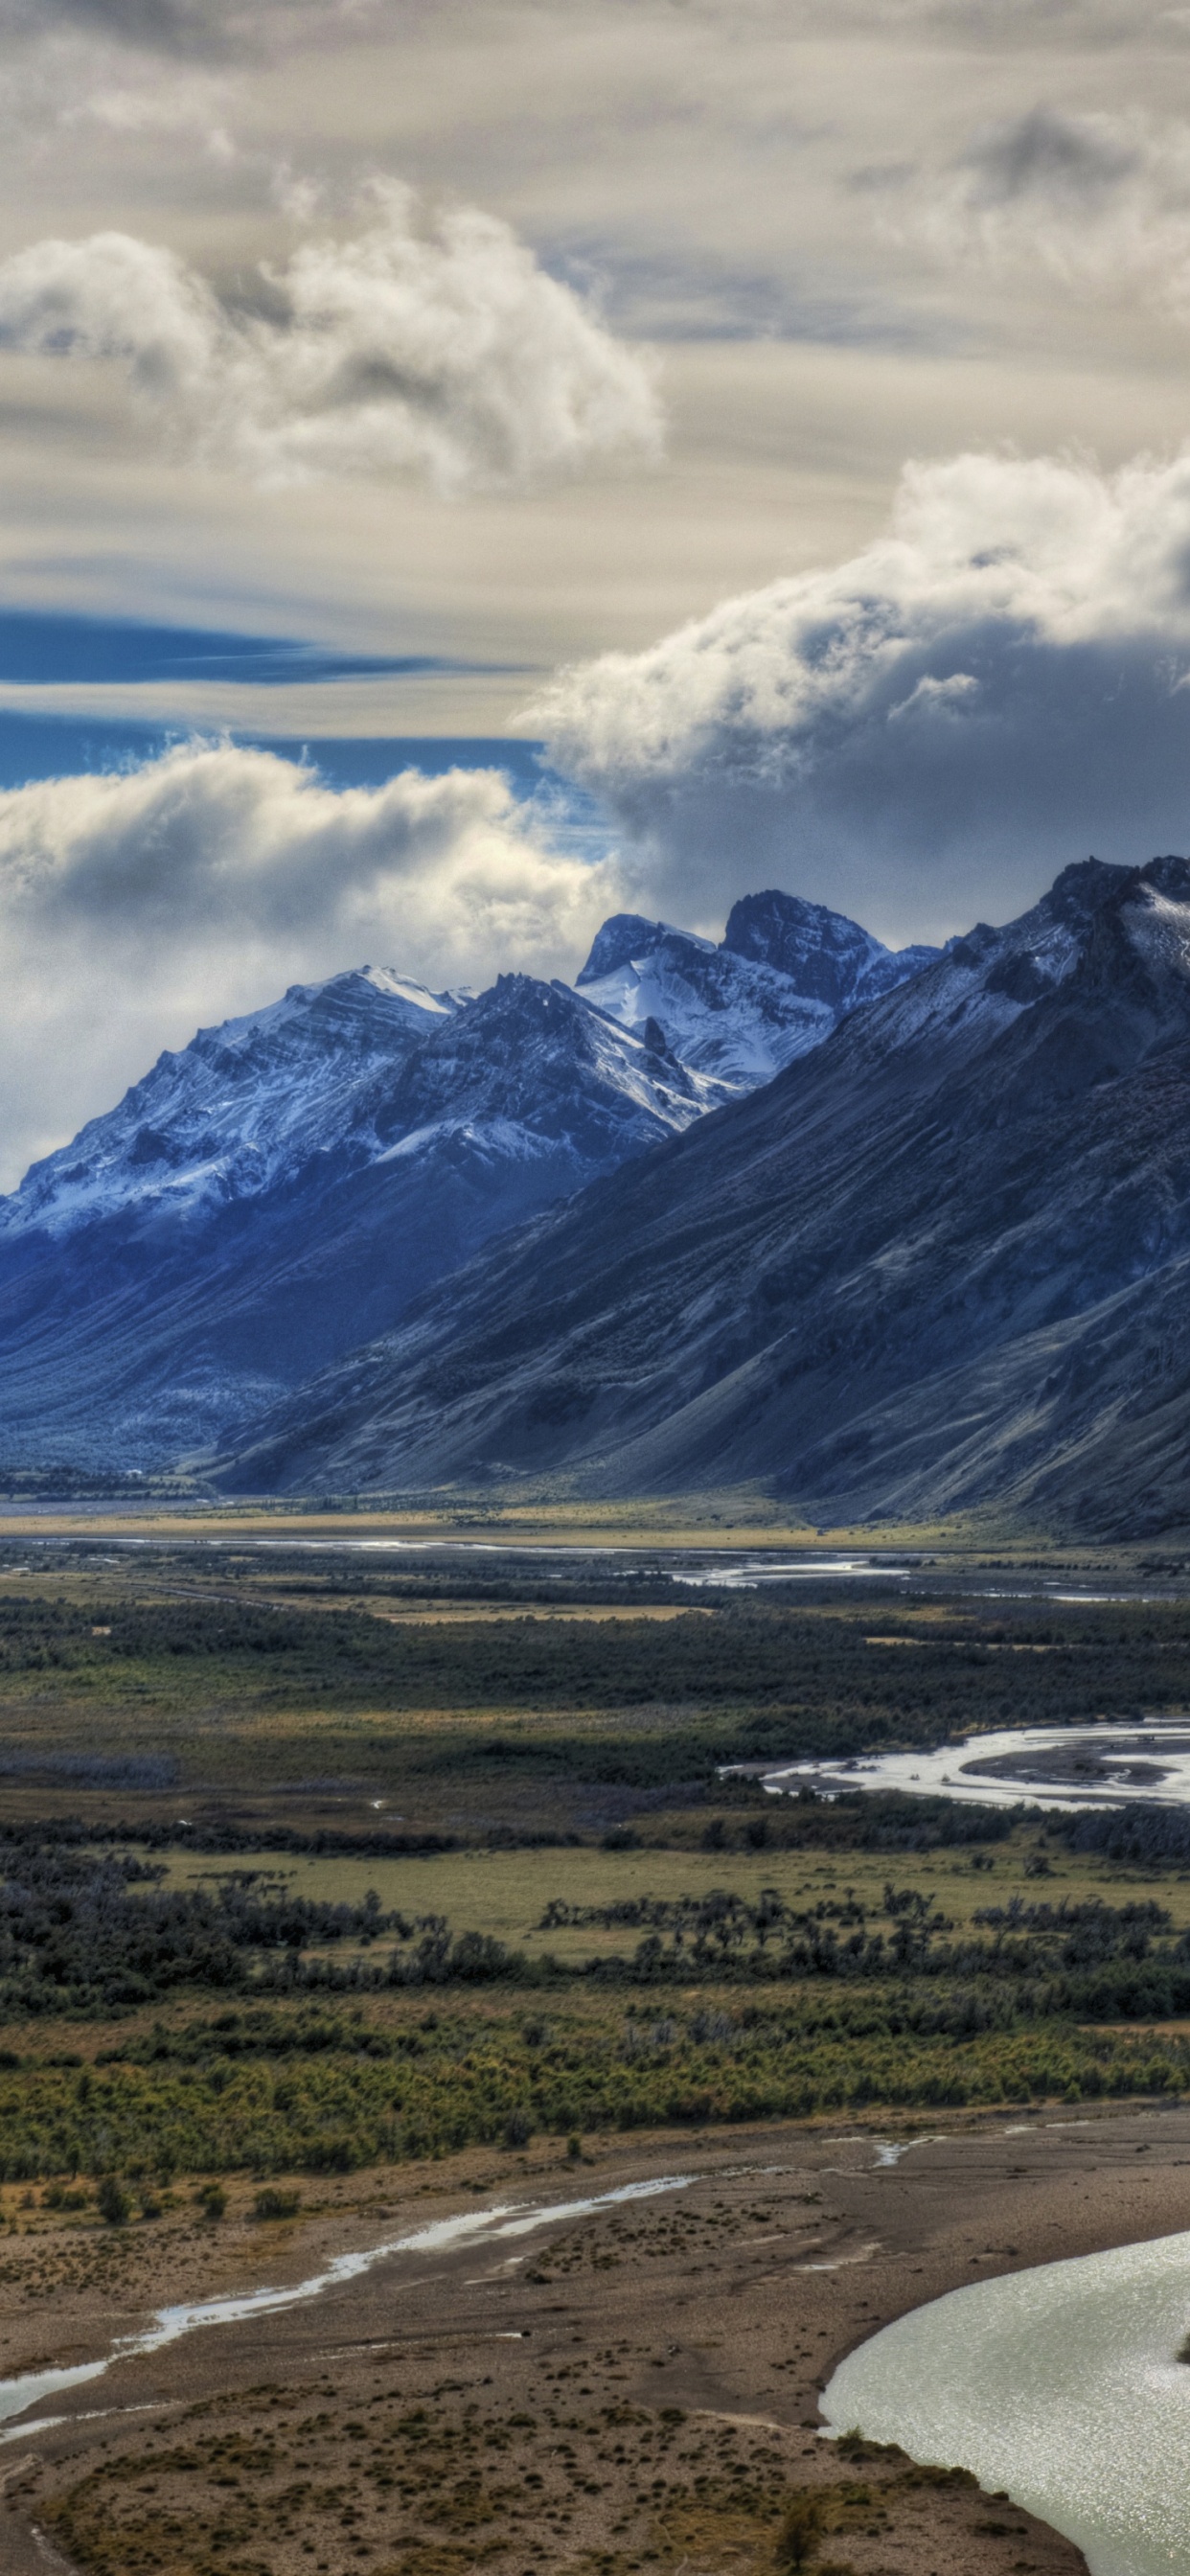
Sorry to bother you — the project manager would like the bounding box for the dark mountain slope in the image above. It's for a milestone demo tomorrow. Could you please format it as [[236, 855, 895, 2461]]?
[[219, 857, 1190, 1532], [721, 887, 938, 1007]]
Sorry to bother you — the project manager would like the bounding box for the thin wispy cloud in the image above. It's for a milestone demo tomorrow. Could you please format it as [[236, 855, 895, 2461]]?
[[0, 183, 664, 494], [59, 67, 236, 153]]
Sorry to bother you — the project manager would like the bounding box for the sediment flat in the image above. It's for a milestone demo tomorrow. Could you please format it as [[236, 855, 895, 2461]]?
[[8, 2103, 1190, 2575]]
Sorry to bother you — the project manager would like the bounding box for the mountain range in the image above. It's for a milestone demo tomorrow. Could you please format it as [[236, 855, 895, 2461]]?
[[218, 856, 1190, 1539], [0, 886, 930, 1465]]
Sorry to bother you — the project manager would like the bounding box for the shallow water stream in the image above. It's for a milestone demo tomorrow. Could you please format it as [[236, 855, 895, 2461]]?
[[0, 2171, 695, 2440], [824, 2226, 1190, 2576]]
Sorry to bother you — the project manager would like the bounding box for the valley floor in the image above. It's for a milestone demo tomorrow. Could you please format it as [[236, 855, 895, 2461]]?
[[0, 1521, 1187, 2576]]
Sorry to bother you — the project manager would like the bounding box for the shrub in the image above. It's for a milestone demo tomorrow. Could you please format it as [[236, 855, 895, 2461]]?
[[252, 2186, 301, 2220], [774, 2491, 827, 2572]]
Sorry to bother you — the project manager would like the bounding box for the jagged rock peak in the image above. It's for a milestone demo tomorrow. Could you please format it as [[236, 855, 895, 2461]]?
[[576, 913, 709, 985], [722, 887, 938, 1007]]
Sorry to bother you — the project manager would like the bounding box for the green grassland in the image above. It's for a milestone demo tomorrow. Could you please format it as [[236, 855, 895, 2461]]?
[[151, 1832, 1190, 1960]]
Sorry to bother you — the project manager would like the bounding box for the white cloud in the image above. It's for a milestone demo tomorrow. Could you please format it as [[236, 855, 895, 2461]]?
[[0, 739, 625, 1189], [530, 445, 1190, 940], [904, 105, 1190, 314], [0, 183, 663, 493]]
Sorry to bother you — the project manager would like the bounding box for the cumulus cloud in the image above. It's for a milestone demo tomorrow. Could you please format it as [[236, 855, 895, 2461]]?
[[0, 739, 624, 1189], [531, 445, 1190, 940], [0, 183, 663, 493], [905, 105, 1190, 313]]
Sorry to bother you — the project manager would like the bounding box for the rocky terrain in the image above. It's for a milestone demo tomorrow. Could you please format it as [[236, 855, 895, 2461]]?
[[577, 894, 937, 1091], [220, 856, 1190, 1536]]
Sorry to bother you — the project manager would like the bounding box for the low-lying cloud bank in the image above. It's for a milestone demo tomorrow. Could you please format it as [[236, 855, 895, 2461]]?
[[0, 741, 624, 1190], [0, 183, 663, 493], [531, 445, 1190, 940]]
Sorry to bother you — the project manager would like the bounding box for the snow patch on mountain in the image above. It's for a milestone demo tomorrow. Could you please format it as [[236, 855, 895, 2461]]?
[[577, 888, 939, 1090], [581, 932, 835, 1088], [1122, 867, 1190, 982]]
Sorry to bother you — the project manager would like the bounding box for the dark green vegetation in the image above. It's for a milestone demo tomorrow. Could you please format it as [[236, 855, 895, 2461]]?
[[0, 1841, 409, 2012], [2, 1549, 1190, 2182], [3, 1552, 1190, 1822]]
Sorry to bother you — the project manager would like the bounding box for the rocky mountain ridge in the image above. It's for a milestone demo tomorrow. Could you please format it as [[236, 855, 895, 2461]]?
[[218, 857, 1190, 1537], [576, 897, 938, 1090], [0, 884, 925, 1465]]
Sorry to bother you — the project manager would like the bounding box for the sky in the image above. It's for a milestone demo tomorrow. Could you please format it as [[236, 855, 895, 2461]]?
[[6, 0, 1190, 1180]]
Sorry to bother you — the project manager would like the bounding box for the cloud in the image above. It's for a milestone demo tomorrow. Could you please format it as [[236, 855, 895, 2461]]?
[[20, 0, 220, 48], [904, 105, 1190, 313], [530, 446, 1190, 942], [1, 0, 305, 57], [0, 738, 624, 1189], [0, 183, 663, 494], [60, 69, 236, 155]]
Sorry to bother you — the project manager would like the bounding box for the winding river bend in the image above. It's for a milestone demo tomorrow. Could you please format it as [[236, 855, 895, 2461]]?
[[823, 2226, 1190, 2576]]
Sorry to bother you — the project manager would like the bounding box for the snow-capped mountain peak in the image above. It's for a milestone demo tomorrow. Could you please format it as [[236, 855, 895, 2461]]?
[[576, 912, 714, 984], [0, 880, 947, 1469], [2, 967, 459, 1240]]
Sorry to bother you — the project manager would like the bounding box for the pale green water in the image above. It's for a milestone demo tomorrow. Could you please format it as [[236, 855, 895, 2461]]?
[[823, 2230, 1190, 2576]]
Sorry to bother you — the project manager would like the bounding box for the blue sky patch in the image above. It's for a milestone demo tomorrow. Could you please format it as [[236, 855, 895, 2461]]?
[[0, 607, 520, 688], [0, 708, 548, 793]]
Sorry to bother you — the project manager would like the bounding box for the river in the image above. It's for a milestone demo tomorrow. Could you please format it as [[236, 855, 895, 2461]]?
[[823, 2225, 1190, 2576]]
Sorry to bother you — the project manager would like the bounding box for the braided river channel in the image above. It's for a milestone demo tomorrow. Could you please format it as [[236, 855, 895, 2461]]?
[[823, 2227, 1190, 2576]]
